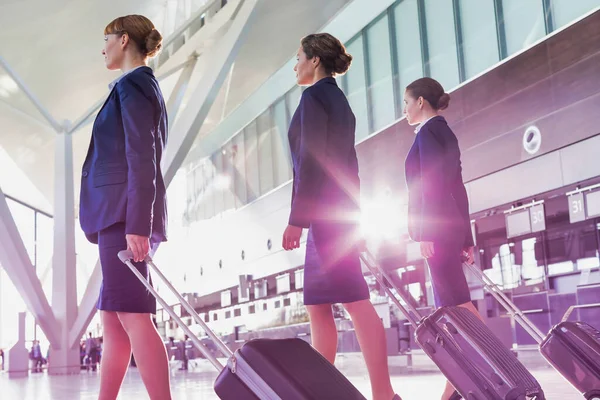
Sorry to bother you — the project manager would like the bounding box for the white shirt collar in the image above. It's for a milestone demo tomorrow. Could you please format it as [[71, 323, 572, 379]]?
[[108, 65, 146, 90], [414, 116, 437, 134]]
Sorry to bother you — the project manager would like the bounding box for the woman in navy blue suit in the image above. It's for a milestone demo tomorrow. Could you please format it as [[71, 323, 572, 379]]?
[[79, 15, 171, 400], [403, 77, 483, 400], [282, 33, 401, 400]]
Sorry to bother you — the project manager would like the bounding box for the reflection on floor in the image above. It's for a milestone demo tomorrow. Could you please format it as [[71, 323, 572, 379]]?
[[1, 352, 582, 399]]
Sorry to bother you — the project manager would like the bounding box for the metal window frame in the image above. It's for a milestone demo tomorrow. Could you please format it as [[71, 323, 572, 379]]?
[[417, 0, 431, 77], [542, 0, 555, 34], [269, 103, 280, 186], [256, 108, 274, 195], [387, 5, 403, 120], [452, 0, 467, 83], [360, 28, 375, 135], [363, 10, 398, 134], [493, 0, 509, 60], [343, 32, 370, 138]]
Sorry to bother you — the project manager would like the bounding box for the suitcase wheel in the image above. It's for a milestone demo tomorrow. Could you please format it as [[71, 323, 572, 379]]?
[[532, 391, 545, 400], [445, 322, 458, 335], [585, 390, 600, 400]]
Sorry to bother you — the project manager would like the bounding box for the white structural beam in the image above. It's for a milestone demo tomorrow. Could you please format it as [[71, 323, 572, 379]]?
[[68, 59, 194, 135], [162, 0, 260, 186], [49, 132, 80, 374], [68, 259, 101, 349], [67, 97, 106, 135], [0, 186, 60, 347], [7, 312, 29, 378], [156, 58, 197, 81], [167, 55, 198, 130], [0, 56, 62, 133]]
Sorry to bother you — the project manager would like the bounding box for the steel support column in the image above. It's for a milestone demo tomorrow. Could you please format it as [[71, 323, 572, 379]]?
[[167, 55, 199, 130], [68, 260, 101, 349], [48, 132, 80, 375]]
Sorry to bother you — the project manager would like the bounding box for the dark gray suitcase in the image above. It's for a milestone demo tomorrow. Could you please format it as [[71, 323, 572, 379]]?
[[464, 261, 600, 399], [119, 250, 366, 400], [360, 252, 545, 400]]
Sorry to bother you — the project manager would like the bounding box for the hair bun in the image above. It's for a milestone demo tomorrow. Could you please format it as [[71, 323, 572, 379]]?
[[334, 52, 353, 74], [145, 28, 163, 58], [437, 92, 451, 111]]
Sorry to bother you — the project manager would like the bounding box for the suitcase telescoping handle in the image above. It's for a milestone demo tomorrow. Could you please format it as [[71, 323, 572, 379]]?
[[359, 251, 422, 328], [117, 250, 234, 371], [561, 303, 600, 323], [462, 261, 546, 344]]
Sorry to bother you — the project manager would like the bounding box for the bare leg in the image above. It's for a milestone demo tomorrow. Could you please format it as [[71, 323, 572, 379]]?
[[306, 304, 337, 364], [441, 301, 485, 400], [343, 300, 396, 400], [119, 312, 172, 400], [98, 311, 132, 400]]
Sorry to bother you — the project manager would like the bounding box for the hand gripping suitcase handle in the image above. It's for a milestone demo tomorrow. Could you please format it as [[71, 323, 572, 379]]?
[[359, 251, 422, 328], [118, 250, 234, 370], [462, 260, 546, 344]]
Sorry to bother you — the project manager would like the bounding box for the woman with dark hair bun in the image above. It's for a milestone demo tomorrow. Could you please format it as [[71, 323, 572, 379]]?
[[282, 33, 401, 400], [404, 77, 484, 400], [79, 14, 171, 400]]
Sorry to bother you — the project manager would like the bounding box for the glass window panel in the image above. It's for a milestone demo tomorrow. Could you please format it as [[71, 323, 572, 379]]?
[[548, 261, 574, 275], [7, 200, 35, 265], [244, 120, 260, 203], [232, 131, 247, 207], [186, 169, 195, 218], [195, 162, 206, 220], [577, 256, 600, 270], [335, 75, 345, 93], [257, 109, 274, 195], [211, 151, 224, 215], [272, 99, 292, 186], [36, 213, 54, 301], [502, 0, 546, 55], [424, 0, 460, 90], [520, 237, 544, 282], [366, 14, 396, 132], [203, 160, 215, 218], [459, 0, 500, 79], [222, 140, 236, 212], [393, 0, 424, 96], [552, 0, 600, 30], [286, 86, 302, 121], [345, 35, 370, 141]]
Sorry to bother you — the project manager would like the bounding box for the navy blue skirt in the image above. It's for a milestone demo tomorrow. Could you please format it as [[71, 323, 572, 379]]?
[[427, 238, 472, 308], [96, 223, 156, 314], [303, 223, 370, 305]]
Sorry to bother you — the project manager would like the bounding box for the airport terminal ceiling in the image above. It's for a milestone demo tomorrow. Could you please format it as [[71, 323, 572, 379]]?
[[0, 0, 349, 211]]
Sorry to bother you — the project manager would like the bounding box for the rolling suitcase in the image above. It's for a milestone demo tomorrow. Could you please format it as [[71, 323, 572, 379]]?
[[118, 250, 366, 400], [359, 252, 545, 400], [463, 261, 600, 400]]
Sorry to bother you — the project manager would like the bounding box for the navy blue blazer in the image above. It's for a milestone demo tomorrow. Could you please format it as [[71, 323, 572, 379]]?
[[288, 77, 360, 228], [405, 116, 473, 246], [79, 66, 168, 244]]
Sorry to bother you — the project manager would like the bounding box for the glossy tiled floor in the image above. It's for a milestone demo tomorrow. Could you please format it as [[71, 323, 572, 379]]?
[[1, 353, 583, 400]]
